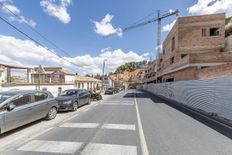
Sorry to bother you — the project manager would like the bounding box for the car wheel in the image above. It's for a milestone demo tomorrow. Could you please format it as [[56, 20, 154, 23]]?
[[46, 107, 57, 120], [72, 102, 78, 111]]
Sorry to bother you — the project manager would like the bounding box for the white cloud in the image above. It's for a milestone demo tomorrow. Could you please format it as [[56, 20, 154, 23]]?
[[162, 20, 176, 32], [40, 0, 72, 24], [2, 4, 20, 14], [188, 0, 232, 17], [0, 0, 36, 27], [93, 14, 122, 37], [9, 16, 37, 27], [0, 35, 149, 75]]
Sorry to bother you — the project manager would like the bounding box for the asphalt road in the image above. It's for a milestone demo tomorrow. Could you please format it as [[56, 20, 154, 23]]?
[[1, 90, 232, 155]]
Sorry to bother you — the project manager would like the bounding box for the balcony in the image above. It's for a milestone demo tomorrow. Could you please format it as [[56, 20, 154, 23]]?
[[158, 55, 190, 76], [157, 52, 232, 77]]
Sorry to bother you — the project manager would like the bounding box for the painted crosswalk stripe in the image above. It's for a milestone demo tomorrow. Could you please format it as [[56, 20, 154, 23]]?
[[18, 140, 137, 155], [101, 102, 134, 106], [102, 124, 136, 130], [18, 140, 82, 154], [82, 143, 137, 155], [60, 123, 99, 128]]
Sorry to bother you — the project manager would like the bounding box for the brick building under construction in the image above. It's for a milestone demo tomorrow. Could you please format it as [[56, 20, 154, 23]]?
[[143, 13, 232, 84]]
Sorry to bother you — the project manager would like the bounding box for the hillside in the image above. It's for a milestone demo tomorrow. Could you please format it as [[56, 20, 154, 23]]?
[[114, 61, 146, 74]]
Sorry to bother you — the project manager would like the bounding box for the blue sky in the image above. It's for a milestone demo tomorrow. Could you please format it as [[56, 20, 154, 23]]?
[[0, 0, 231, 75]]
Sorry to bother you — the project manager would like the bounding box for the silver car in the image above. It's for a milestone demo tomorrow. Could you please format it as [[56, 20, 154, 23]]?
[[0, 90, 58, 134]]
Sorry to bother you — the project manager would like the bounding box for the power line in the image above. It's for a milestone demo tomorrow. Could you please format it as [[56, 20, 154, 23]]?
[[0, 1, 73, 58], [0, 15, 80, 68]]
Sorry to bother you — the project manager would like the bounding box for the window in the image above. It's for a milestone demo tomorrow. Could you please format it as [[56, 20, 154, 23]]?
[[170, 57, 174, 64], [181, 54, 187, 59], [34, 93, 48, 102], [11, 95, 31, 107], [163, 48, 165, 54], [210, 28, 220, 36], [202, 28, 207, 36], [79, 91, 85, 96], [166, 78, 174, 82], [42, 88, 47, 91], [60, 90, 78, 96], [171, 37, 175, 51]]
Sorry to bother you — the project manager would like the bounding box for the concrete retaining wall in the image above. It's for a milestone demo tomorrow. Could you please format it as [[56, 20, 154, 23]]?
[[143, 77, 232, 121]]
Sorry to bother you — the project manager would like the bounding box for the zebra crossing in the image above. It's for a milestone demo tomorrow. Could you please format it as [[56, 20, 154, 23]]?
[[15, 99, 139, 155]]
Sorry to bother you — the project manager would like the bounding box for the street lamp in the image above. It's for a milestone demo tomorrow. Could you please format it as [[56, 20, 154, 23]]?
[[102, 59, 107, 92]]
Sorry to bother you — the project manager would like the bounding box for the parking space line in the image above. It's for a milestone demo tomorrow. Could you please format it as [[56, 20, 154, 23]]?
[[18, 140, 82, 154], [60, 123, 99, 128], [102, 124, 136, 130]]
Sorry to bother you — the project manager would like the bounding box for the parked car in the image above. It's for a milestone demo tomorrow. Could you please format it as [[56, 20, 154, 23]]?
[[114, 88, 120, 93], [90, 92, 102, 101], [56, 89, 91, 112], [0, 90, 58, 134], [105, 88, 117, 95]]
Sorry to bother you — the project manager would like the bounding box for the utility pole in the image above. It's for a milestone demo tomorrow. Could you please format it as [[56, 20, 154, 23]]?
[[102, 59, 107, 92], [38, 65, 41, 90]]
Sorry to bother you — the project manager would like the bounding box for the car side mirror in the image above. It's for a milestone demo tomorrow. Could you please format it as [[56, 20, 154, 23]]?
[[7, 104, 16, 111]]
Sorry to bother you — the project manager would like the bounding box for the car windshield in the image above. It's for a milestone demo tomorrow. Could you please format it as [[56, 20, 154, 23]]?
[[106, 88, 114, 91], [59, 90, 78, 96], [0, 93, 15, 103]]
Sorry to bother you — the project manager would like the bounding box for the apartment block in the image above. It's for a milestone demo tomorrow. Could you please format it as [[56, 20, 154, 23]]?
[[144, 13, 232, 84]]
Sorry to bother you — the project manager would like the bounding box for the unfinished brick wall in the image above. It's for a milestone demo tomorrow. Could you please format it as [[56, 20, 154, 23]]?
[[197, 63, 232, 80], [178, 13, 225, 54], [162, 67, 198, 82], [162, 13, 225, 69]]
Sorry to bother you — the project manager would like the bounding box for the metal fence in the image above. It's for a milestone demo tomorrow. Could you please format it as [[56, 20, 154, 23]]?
[[143, 77, 232, 121]]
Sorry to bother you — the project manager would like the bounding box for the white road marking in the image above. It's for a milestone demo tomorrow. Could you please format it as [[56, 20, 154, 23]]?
[[134, 95, 149, 155], [102, 124, 136, 130], [0, 127, 54, 152], [18, 140, 82, 154], [101, 102, 134, 106], [60, 123, 99, 128], [83, 107, 90, 112], [82, 143, 137, 155]]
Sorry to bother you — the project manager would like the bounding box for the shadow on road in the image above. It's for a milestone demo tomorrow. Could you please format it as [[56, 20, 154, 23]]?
[[123, 90, 232, 140], [0, 119, 43, 139]]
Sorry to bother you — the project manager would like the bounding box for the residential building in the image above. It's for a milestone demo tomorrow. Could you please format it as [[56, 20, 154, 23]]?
[[0, 64, 101, 96], [110, 69, 145, 89], [75, 75, 102, 92], [143, 61, 157, 84], [144, 13, 232, 83], [31, 67, 75, 84]]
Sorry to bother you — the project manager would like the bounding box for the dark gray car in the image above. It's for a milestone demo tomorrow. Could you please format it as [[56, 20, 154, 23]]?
[[0, 90, 58, 134], [56, 89, 91, 111]]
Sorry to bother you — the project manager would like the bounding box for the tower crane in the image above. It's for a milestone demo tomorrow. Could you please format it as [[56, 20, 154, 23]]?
[[105, 9, 180, 58]]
